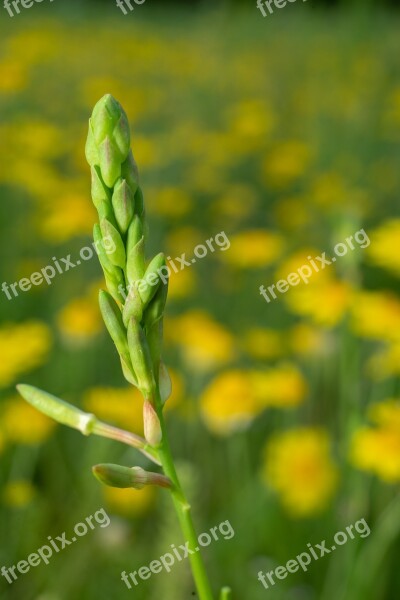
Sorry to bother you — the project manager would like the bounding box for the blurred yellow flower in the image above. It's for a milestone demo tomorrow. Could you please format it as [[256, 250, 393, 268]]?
[[84, 387, 144, 434], [241, 328, 285, 360], [165, 227, 204, 257], [3, 480, 36, 508], [148, 186, 193, 218], [220, 230, 284, 269], [0, 321, 52, 388], [103, 486, 156, 517], [167, 267, 197, 300], [225, 99, 275, 147], [262, 140, 312, 188], [289, 323, 330, 356], [211, 184, 258, 224], [285, 279, 351, 328], [351, 291, 400, 343], [200, 364, 306, 436], [39, 194, 96, 242], [366, 219, 400, 276], [2, 397, 56, 445], [367, 342, 400, 380], [350, 400, 400, 482], [200, 370, 260, 436], [57, 297, 102, 345], [273, 196, 312, 231], [167, 311, 236, 372], [251, 364, 308, 408], [83, 377, 183, 435], [0, 60, 27, 93], [262, 428, 338, 516]]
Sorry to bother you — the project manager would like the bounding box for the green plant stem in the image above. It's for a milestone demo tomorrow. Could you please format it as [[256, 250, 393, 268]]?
[[155, 392, 214, 600]]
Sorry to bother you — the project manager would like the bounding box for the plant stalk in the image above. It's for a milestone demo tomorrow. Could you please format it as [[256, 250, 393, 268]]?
[[155, 392, 214, 600]]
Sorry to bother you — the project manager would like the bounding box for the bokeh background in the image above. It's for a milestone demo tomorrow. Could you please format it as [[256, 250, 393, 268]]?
[[1, 2, 400, 599]]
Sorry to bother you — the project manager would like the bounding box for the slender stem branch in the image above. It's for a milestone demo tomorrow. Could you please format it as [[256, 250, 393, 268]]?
[[92, 420, 161, 465], [155, 392, 215, 600]]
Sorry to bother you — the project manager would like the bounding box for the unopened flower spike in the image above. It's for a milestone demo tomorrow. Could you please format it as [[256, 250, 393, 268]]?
[[17, 94, 230, 600]]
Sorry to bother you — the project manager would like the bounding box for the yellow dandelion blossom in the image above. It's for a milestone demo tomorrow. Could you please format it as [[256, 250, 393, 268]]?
[[211, 185, 258, 224], [367, 342, 400, 380], [366, 219, 400, 276], [39, 194, 96, 243], [0, 60, 27, 93], [103, 486, 156, 517], [351, 291, 400, 343], [165, 227, 204, 257], [275, 248, 330, 286], [166, 311, 236, 372], [241, 328, 286, 360], [57, 297, 102, 345], [167, 267, 197, 300], [200, 370, 260, 436], [289, 323, 330, 356], [220, 230, 284, 269], [262, 428, 338, 517], [83, 387, 144, 434], [148, 187, 193, 218], [3, 480, 36, 508], [2, 397, 56, 445], [284, 280, 351, 328], [200, 364, 305, 436], [250, 364, 307, 408], [273, 196, 312, 231], [0, 321, 52, 388], [262, 140, 312, 188], [350, 400, 400, 483]]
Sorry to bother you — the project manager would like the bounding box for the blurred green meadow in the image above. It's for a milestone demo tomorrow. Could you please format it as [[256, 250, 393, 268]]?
[[1, 4, 400, 600]]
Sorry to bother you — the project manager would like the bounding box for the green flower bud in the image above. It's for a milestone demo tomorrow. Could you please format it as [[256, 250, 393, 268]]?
[[91, 94, 121, 143], [85, 121, 99, 166], [120, 356, 138, 386], [112, 178, 134, 234], [16, 384, 96, 435], [144, 275, 168, 329], [113, 114, 131, 159], [143, 400, 162, 447], [139, 253, 165, 306], [92, 464, 148, 489], [134, 186, 144, 218], [100, 218, 126, 269], [121, 150, 139, 197], [144, 279, 169, 378], [122, 283, 143, 326], [127, 318, 155, 396], [92, 463, 171, 489], [126, 216, 145, 284], [99, 136, 122, 188], [99, 290, 132, 369], [93, 225, 125, 304], [91, 166, 109, 203]]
